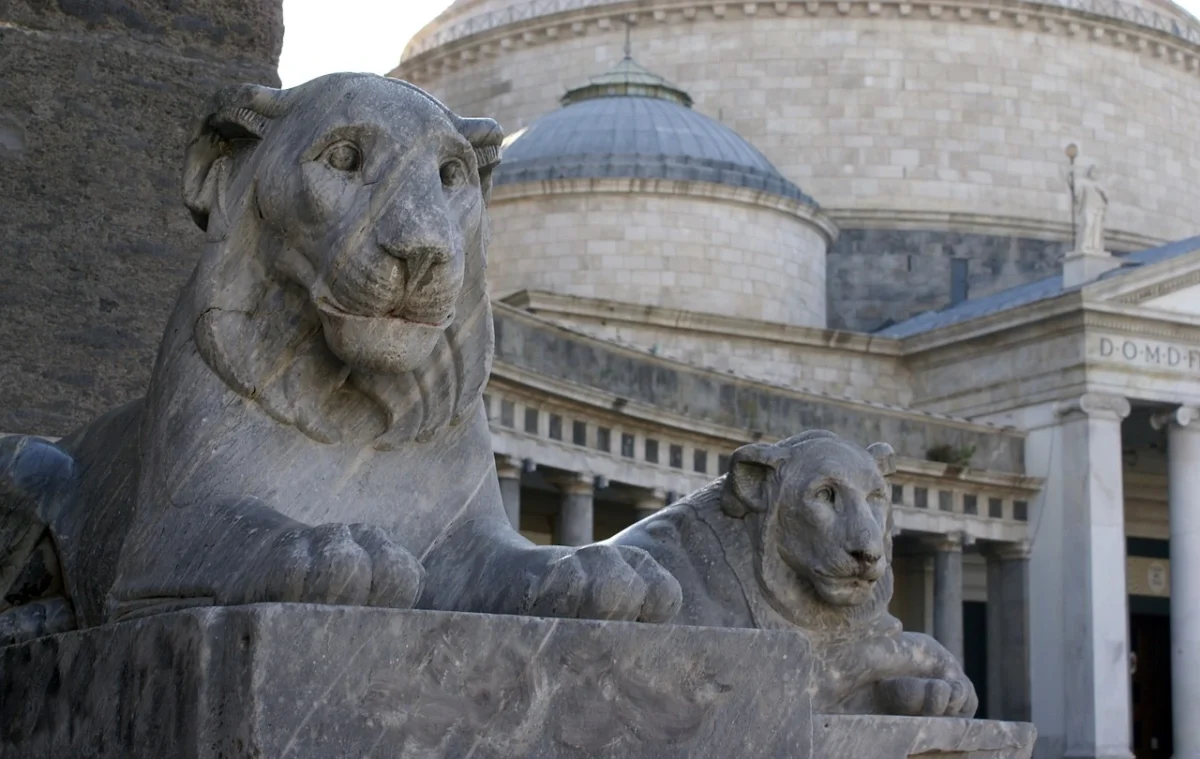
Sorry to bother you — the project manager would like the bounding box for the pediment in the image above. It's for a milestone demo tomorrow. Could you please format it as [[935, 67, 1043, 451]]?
[[1141, 282, 1200, 316], [1085, 245, 1200, 316]]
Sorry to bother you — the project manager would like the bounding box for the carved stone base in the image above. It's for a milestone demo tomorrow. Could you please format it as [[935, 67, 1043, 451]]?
[[1062, 249, 1121, 288], [0, 606, 1034, 758]]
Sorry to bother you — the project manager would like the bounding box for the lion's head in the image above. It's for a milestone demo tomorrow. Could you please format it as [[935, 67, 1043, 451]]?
[[176, 74, 505, 447], [721, 430, 896, 628]]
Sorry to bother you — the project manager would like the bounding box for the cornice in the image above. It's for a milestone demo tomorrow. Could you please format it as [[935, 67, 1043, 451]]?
[[831, 208, 1164, 253], [488, 361, 1041, 490], [397, 0, 1200, 81], [1111, 268, 1200, 304], [895, 290, 1086, 356], [502, 290, 903, 355], [492, 302, 1022, 434], [1081, 303, 1200, 339], [492, 176, 840, 243], [1083, 248, 1200, 304]]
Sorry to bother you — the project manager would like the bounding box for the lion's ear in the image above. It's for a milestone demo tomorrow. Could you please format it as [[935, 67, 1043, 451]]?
[[867, 442, 896, 477], [723, 443, 786, 519], [182, 83, 285, 231], [457, 117, 504, 204]]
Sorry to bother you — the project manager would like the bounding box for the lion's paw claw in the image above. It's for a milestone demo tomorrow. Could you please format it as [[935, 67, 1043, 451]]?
[[524, 544, 681, 623], [223, 522, 424, 609]]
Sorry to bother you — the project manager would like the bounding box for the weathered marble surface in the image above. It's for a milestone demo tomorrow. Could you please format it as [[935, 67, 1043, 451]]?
[[0, 606, 1035, 758], [814, 715, 1035, 759], [2, 605, 815, 758], [611, 431, 977, 717]]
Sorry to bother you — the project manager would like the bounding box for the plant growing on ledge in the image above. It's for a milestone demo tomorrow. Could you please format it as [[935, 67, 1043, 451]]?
[[926, 443, 976, 469]]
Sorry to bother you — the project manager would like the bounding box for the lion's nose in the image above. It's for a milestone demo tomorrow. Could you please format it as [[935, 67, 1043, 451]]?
[[847, 547, 882, 566], [376, 205, 454, 267]]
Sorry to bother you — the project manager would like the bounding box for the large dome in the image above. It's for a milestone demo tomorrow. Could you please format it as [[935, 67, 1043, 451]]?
[[495, 58, 815, 205], [481, 56, 835, 329]]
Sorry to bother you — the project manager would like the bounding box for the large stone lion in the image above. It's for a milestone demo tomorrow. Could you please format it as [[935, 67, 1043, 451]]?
[[608, 430, 978, 718], [0, 73, 681, 643]]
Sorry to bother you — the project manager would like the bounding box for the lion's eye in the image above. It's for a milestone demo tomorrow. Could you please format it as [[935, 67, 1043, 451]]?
[[323, 142, 362, 172], [815, 487, 835, 504], [440, 158, 469, 190]]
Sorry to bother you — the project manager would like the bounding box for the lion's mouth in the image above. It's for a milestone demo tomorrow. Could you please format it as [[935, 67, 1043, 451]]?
[[812, 569, 879, 585], [315, 296, 455, 330]]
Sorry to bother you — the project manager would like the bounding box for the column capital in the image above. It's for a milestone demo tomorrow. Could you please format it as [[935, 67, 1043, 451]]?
[[548, 471, 595, 496], [1055, 392, 1131, 423], [495, 454, 523, 481], [982, 540, 1032, 561], [1150, 405, 1199, 431], [924, 531, 971, 553]]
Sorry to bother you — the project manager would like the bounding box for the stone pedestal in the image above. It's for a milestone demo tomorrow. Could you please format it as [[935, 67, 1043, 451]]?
[[495, 454, 523, 531], [1061, 250, 1121, 288], [932, 536, 965, 664], [1152, 407, 1200, 759], [0, 606, 1037, 758]]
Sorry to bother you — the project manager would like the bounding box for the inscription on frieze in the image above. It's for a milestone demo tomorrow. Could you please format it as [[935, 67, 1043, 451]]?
[[1091, 335, 1200, 372]]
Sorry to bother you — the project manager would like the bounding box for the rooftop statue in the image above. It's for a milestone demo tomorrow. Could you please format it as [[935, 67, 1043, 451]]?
[[1066, 162, 1109, 255], [0, 73, 682, 644]]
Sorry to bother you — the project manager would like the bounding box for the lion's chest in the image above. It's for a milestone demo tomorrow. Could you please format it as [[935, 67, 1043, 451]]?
[[140, 351, 501, 555]]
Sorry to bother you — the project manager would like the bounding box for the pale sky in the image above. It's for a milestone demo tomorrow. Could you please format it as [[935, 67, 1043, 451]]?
[[278, 0, 1200, 88], [279, 0, 455, 88]]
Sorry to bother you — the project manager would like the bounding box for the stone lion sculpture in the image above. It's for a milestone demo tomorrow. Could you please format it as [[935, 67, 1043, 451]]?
[[609, 430, 978, 718], [0, 73, 681, 643]]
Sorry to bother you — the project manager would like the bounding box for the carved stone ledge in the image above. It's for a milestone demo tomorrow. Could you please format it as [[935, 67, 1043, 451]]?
[[1055, 392, 1131, 422], [1150, 405, 1200, 430]]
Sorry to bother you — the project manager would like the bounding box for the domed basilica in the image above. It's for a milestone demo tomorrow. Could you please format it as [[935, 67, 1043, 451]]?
[[393, 1, 1200, 755]]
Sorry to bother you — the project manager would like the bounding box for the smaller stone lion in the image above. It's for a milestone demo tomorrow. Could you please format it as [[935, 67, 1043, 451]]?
[[609, 429, 978, 717]]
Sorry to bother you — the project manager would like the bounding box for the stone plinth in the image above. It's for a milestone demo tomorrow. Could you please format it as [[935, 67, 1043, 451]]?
[[1, 606, 1035, 758]]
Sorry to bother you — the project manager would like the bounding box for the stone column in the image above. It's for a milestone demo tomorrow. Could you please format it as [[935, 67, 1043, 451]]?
[[931, 535, 964, 664], [495, 455, 523, 531], [554, 473, 594, 546], [633, 489, 667, 523], [1055, 393, 1133, 759], [1151, 406, 1200, 759], [985, 542, 1032, 722]]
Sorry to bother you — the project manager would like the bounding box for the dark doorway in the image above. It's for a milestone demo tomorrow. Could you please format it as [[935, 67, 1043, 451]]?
[[963, 600, 988, 719], [1130, 608, 1173, 759]]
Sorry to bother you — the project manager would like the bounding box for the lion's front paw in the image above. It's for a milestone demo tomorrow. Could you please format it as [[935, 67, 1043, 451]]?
[[224, 523, 425, 609], [875, 675, 978, 718], [523, 544, 682, 623]]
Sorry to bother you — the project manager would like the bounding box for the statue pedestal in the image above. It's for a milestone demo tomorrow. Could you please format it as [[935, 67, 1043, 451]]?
[[1063, 248, 1122, 288], [0, 606, 1034, 758]]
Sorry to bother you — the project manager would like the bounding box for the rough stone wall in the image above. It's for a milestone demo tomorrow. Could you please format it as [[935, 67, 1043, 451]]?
[[397, 5, 1200, 248], [489, 190, 828, 327], [827, 228, 1070, 332], [0, 0, 283, 435]]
